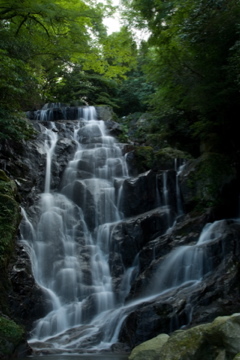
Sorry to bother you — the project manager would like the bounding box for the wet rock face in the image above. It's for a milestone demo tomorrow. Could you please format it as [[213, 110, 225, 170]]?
[[178, 154, 238, 216], [108, 207, 175, 297], [119, 219, 240, 348], [0, 315, 31, 359], [95, 105, 115, 122], [27, 104, 115, 123], [119, 170, 160, 217], [9, 243, 49, 331], [0, 170, 21, 315]]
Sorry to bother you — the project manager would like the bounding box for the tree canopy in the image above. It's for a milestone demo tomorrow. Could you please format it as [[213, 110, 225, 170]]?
[[0, 0, 136, 110], [1, 0, 240, 159], [123, 0, 240, 156], [0, 0, 138, 140]]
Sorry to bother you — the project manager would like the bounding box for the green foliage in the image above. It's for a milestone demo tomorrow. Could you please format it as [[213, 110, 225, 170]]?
[[187, 153, 235, 209], [117, 123, 130, 143], [0, 171, 21, 313], [123, 0, 240, 158], [115, 68, 155, 116], [0, 109, 35, 141], [0, 0, 137, 115], [0, 316, 25, 357], [134, 146, 155, 172], [0, 0, 139, 140], [47, 66, 120, 108], [155, 147, 190, 163], [0, 176, 21, 270]]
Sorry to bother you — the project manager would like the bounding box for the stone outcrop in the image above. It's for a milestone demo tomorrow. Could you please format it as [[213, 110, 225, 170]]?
[[0, 315, 31, 359], [128, 313, 240, 360], [0, 170, 21, 312], [179, 153, 238, 216], [129, 333, 169, 360], [9, 242, 50, 331], [0, 170, 31, 358]]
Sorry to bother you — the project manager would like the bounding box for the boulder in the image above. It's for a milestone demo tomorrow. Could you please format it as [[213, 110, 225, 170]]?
[[204, 314, 240, 355], [0, 316, 31, 359], [104, 120, 122, 137], [158, 323, 213, 360], [128, 314, 240, 360], [128, 333, 169, 360], [120, 170, 162, 218], [95, 105, 115, 121], [109, 207, 174, 277], [9, 243, 49, 331]]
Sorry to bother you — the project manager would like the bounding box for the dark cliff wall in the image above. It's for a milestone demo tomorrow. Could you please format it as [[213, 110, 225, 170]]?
[[0, 169, 31, 359]]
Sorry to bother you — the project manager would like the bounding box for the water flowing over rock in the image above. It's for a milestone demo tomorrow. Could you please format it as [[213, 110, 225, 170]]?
[[8, 104, 240, 355]]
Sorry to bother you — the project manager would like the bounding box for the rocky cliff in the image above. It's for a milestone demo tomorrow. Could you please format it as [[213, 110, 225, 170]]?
[[0, 105, 240, 357]]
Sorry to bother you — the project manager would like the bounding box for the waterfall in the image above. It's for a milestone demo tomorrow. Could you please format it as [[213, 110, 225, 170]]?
[[174, 158, 184, 215], [146, 221, 222, 296], [19, 106, 224, 353], [43, 122, 58, 193], [20, 106, 133, 352]]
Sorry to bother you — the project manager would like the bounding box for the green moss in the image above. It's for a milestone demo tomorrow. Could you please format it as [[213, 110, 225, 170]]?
[[0, 172, 17, 198], [132, 145, 190, 173], [0, 170, 10, 182], [134, 146, 155, 172], [187, 153, 235, 210], [155, 147, 190, 161], [0, 171, 21, 313], [0, 316, 25, 357], [0, 194, 20, 268], [0, 110, 36, 142], [129, 333, 169, 360], [159, 324, 217, 360]]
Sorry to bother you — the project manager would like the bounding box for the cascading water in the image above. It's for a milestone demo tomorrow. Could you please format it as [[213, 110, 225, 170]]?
[[19, 105, 226, 354], [174, 158, 184, 215], [146, 221, 222, 296], [20, 107, 132, 352]]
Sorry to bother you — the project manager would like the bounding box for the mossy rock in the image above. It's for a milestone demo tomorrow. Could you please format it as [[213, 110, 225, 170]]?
[[158, 324, 216, 360], [134, 146, 155, 172], [131, 313, 240, 360], [0, 171, 17, 195], [0, 171, 21, 312], [0, 170, 10, 182], [0, 193, 21, 268], [155, 147, 190, 169], [180, 152, 236, 213], [204, 314, 240, 355], [133, 146, 189, 173], [129, 334, 169, 360], [0, 316, 26, 358]]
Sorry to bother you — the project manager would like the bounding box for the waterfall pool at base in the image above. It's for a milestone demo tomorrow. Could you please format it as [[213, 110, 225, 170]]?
[[19, 354, 129, 360]]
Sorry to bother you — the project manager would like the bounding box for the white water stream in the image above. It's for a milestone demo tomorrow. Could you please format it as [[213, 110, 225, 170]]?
[[20, 107, 132, 351], [19, 107, 221, 353]]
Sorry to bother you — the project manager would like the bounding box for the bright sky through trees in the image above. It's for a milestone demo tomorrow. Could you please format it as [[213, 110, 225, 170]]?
[[103, 0, 121, 33]]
